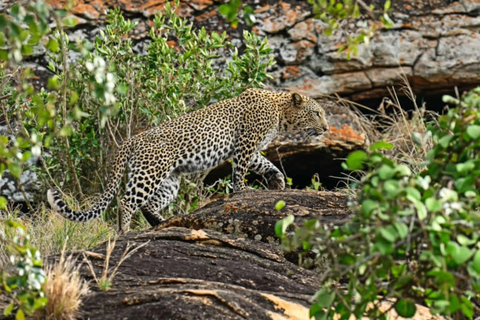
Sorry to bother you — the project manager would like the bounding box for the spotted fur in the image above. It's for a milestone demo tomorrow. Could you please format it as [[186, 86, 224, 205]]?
[[47, 89, 328, 233]]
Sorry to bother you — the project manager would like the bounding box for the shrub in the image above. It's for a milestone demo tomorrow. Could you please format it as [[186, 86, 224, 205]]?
[[0, 220, 47, 319], [1, 0, 275, 219], [277, 87, 480, 319], [43, 2, 274, 216]]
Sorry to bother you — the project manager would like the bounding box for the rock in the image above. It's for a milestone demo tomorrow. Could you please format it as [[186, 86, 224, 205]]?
[[38, 190, 442, 320], [3, 0, 479, 102], [154, 189, 353, 245], [63, 226, 322, 320]]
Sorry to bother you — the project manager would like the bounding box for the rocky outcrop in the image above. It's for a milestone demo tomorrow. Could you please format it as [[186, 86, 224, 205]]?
[[68, 226, 323, 320], [41, 189, 441, 320], [5, 0, 479, 102], [154, 189, 353, 245]]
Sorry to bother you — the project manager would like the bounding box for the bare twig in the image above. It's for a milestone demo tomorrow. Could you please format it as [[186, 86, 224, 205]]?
[[0, 94, 12, 101], [54, 14, 83, 197]]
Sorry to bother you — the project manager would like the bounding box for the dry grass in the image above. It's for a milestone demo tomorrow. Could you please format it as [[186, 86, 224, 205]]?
[[337, 72, 436, 176], [0, 204, 115, 259], [83, 237, 150, 291], [35, 241, 90, 320], [375, 75, 436, 174]]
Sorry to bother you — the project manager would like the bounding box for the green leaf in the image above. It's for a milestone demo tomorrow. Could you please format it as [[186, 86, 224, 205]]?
[[405, 187, 421, 201], [46, 38, 59, 53], [4, 302, 14, 316], [447, 242, 474, 265], [384, 0, 391, 10], [59, 125, 73, 136], [7, 163, 22, 178], [0, 14, 6, 31], [395, 299, 416, 318], [345, 150, 366, 170], [383, 179, 400, 197], [361, 199, 377, 215], [375, 238, 394, 255], [456, 161, 475, 173], [379, 226, 398, 243], [275, 200, 286, 211], [0, 196, 7, 209], [438, 135, 453, 148], [407, 195, 427, 220], [369, 140, 393, 151], [218, 4, 232, 16], [378, 164, 395, 180], [395, 164, 411, 177], [312, 289, 335, 308], [471, 250, 480, 273], [62, 17, 77, 28], [457, 234, 476, 246], [460, 297, 473, 318], [449, 294, 460, 314], [425, 197, 442, 212], [394, 222, 408, 239], [274, 215, 294, 237], [33, 296, 48, 309], [467, 125, 480, 139], [16, 309, 25, 320]]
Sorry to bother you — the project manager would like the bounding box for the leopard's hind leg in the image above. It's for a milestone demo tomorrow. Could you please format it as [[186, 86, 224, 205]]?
[[118, 148, 174, 234], [140, 173, 180, 226]]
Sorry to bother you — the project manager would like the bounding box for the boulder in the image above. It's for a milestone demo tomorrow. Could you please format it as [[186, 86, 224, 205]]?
[[3, 0, 476, 102], [154, 189, 353, 244], [39, 189, 441, 320], [66, 226, 323, 320]]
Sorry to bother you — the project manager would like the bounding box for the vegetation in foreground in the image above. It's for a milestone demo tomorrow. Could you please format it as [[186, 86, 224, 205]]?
[[278, 86, 480, 319]]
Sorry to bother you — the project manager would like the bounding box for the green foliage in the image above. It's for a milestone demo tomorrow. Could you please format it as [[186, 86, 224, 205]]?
[[1, 0, 274, 217], [306, 174, 323, 191], [43, 3, 274, 202], [218, 0, 255, 27], [0, 1, 55, 208], [1, 220, 47, 318], [308, 0, 394, 58], [278, 87, 480, 319]]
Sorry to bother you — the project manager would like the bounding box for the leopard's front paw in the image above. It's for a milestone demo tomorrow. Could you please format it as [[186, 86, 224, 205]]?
[[268, 173, 285, 190]]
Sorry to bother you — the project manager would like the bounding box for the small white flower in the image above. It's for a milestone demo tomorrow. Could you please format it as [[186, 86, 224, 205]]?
[[31, 145, 41, 157], [86, 61, 94, 72], [95, 72, 105, 84], [104, 92, 116, 105], [93, 56, 106, 68], [417, 176, 431, 190], [439, 188, 458, 202]]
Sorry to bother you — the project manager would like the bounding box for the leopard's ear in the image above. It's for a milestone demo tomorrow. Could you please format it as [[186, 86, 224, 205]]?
[[292, 93, 303, 108]]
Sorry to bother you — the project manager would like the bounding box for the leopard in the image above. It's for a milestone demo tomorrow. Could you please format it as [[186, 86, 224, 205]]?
[[47, 89, 329, 234]]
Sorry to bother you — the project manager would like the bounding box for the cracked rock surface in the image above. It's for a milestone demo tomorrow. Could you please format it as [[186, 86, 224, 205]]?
[[2, 0, 478, 100]]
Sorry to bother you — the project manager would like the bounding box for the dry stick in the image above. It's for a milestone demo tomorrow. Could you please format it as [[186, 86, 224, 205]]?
[[107, 119, 120, 149], [275, 147, 289, 188], [0, 94, 12, 101], [40, 153, 68, 199], [55, 15, 83, 197]]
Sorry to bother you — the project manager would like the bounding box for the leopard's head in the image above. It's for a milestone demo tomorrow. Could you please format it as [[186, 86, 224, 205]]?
[[282, 93, 329, 137]]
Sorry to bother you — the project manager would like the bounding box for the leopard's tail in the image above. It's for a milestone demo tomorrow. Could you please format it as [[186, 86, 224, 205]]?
[[47, 141, 131, 222]]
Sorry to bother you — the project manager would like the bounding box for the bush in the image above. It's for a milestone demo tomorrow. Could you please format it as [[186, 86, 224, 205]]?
[[0, 0, 275, 218], [0, 220, 47, 319], [277, 87, 480, 319]]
